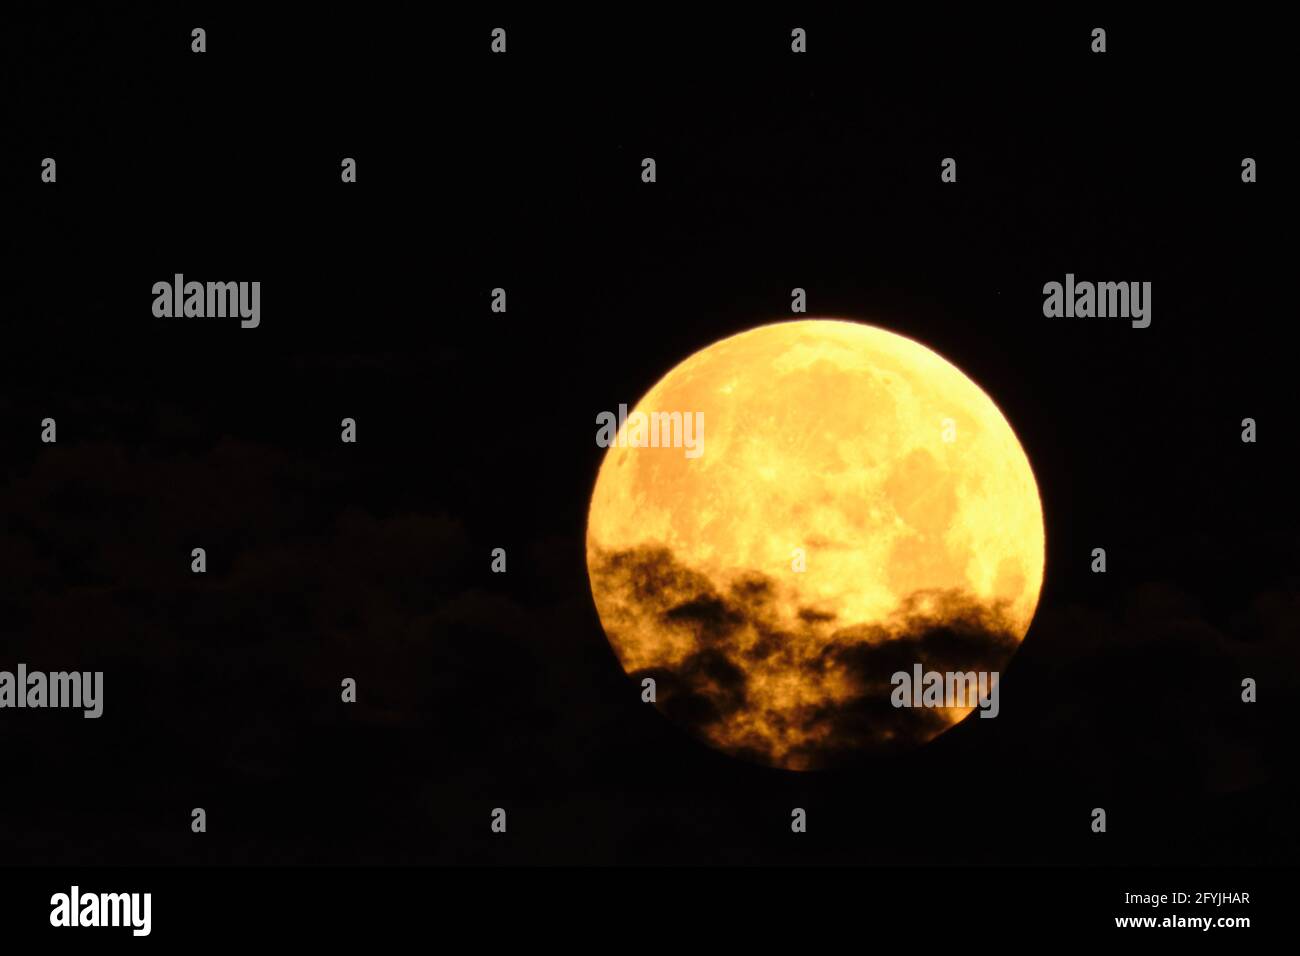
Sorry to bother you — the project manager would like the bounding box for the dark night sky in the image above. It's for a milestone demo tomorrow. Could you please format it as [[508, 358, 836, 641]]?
[[0, 10, 1294, 868]]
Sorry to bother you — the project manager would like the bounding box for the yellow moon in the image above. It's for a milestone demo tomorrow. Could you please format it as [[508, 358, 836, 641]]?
[[586, 319, 1045, 770]]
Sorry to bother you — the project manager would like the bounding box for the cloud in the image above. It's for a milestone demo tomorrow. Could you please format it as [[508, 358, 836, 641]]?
[[590, 544, 1020, 770]]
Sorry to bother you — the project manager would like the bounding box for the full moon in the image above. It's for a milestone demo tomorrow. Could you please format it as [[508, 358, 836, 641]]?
[[586, 319, 1045, 770]]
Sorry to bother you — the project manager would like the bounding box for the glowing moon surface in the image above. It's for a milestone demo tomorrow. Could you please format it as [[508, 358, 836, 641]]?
[[586, 320, 1045, 770]]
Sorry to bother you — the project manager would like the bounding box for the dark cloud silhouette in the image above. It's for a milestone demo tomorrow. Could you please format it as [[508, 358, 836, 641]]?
[[591, 544, 1020, 769], [991, 581, 1297, 799]]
